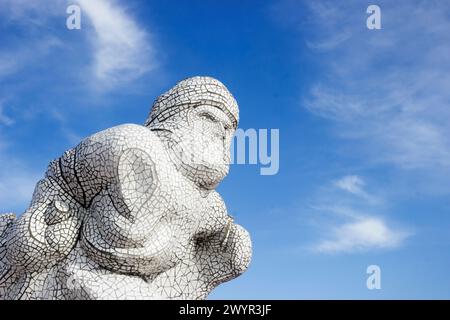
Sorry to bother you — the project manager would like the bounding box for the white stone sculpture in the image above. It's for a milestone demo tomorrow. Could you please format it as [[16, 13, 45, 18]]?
[[0, 76, 252, 300]]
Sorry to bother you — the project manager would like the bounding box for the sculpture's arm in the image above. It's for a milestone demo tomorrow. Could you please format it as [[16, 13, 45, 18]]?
[[56, 124, 174, 276], [61, 123, 161, 222], [48, 123, 157, 207], [0, 125, 133, 273], [0, 125, 153, 278], [149, 192, 252, 299]]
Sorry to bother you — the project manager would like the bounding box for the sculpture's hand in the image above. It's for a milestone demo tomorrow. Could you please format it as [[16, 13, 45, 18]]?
[[195, 217, 252, 287], [190, 192, 252, 292]]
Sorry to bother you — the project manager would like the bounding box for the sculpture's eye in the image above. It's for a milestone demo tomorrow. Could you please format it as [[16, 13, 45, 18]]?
[[199, 112, 217, 123]]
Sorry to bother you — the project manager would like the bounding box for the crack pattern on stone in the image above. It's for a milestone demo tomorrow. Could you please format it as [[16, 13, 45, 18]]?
[[0, 76, 252, 300]]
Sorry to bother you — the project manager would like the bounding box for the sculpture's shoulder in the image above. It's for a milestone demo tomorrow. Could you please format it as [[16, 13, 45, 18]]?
[[45, 124, 166, 206], [86, 123, 160, 149], [100, 123, 153, 137], [76, 123, 165, 167]]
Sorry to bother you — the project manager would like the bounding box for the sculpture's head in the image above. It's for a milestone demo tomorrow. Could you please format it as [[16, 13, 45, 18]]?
[[145, 76, 239, 190]]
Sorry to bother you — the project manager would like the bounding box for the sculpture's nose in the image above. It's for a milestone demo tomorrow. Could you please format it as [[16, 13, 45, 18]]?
[[213, 123, 226, 140]]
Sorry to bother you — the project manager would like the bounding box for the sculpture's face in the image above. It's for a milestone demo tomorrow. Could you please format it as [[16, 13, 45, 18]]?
[[168, 105, 235, 189]]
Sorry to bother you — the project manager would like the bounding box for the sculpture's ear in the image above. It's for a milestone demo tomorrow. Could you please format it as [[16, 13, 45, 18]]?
[[113, 148, 159, 221]]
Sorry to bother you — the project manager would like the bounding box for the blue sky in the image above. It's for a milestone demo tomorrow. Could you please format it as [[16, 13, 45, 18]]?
[[1, 0, 450, 299]]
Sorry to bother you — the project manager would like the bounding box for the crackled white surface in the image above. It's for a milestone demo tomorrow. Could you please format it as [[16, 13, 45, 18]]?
[[0, 76, 252, 300]]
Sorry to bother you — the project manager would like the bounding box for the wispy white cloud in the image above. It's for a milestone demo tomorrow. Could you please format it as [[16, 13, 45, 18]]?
[[334, 175, 364, 195], [49, 108, 83, 145], [0, 0, 157, 90], [0, 0, 158, 214], [306, 31, 351, 51], [77, 0, 156, 89], [0, 56, 19, 78], [0, 36, 63, 82], [302, 1, 450, 172], [0, 102, 14, 126], [0, 0, 63, 25], [309, 175, 410, 254], [314, 216, 409, 253], [333, 175, 379, 204]]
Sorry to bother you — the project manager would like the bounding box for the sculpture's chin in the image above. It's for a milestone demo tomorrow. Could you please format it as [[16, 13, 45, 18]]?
[[195, 164, 229, 190]]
